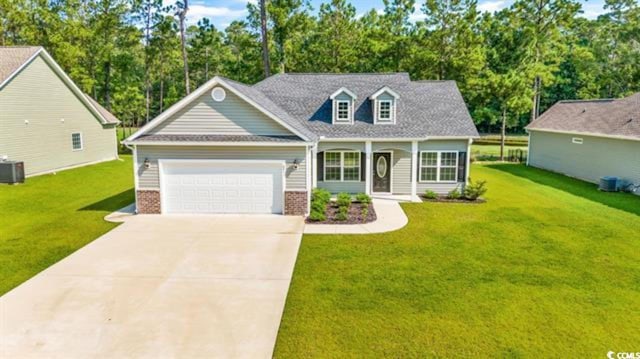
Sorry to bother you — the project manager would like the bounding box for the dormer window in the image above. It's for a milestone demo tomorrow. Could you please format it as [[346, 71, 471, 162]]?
[[370, 86, 399, 124], [330, 87, 356, 124], [378, 100, 392, 122]]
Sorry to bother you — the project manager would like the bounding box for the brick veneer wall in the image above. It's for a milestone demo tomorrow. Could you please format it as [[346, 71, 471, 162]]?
[[137, 190, 161, 214], [284, 191, 308, 216]]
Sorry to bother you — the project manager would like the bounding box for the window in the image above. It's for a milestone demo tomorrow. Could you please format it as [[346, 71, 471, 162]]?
[[336, 100, 351, 123], [324, 151, 360, 182], [378, 100, 392, 122], [419, 151, 458, 182], [71, 132, 83, 151], [572, 137, 583, 144]]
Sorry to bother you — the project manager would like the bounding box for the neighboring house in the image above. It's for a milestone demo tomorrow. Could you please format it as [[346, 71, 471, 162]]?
[[526, 93, 640, 195], [124, 73, 479, 215], [0, 46, 119, 176]]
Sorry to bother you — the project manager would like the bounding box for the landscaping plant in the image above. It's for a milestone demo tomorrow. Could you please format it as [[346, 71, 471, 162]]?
[[464, 179, 488, 200], [335, 206, 349, 221], [355, 193, 372, 204], [424, 190, 438, 199], [447, 188, 462, 200], [336, 193, 352, 208]]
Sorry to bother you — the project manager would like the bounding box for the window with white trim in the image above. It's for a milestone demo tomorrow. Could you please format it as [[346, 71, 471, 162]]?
[[324, 151, 360, 182], [378, 100, 392, 123], [419, 151, 458, 182], [336, 100, 351, 123], [71, 132, 83, 151]]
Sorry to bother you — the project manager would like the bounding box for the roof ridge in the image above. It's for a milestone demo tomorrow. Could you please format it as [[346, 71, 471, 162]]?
[[276, 72, 410, 76], [557, 98, 614, 103]]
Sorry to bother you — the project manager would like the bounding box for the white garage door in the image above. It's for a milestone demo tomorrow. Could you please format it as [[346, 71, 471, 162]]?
[[160, 160, 284, 214]]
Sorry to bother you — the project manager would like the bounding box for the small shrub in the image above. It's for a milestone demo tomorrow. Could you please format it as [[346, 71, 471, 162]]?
[[464, 179, 488, 200], [361, 205, 369, 220], [355, 193, 372, 204], [335, 206, 349, 221], [308, 208, 326, 221], [336, 193, 352, 208], [424, 190, 438, 199], [447, 187, 462, 200], [312, 188, 331, 205], [311, 200, 325, 213]]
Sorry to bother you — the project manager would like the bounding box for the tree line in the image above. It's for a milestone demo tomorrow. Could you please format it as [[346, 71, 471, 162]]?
[[1, 0, 638, 134]]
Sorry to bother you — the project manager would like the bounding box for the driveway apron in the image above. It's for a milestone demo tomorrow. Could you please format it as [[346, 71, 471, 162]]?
[[0, 215, 304, 359]]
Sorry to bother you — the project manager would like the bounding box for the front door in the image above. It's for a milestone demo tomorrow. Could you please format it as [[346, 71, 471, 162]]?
[[373, 152, 391, 193]]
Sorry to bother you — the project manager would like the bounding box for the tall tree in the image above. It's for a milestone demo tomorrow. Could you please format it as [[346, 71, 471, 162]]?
[[259, 0, 271, 77], [175, 0, 190, 94], [134, 0, 162, 123]]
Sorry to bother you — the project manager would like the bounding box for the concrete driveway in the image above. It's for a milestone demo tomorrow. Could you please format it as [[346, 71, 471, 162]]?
[[0, 215, 304, 358]]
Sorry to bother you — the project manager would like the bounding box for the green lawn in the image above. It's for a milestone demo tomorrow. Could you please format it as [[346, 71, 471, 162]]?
[[472, 144, 528, 157], [275, 164, 640, 357], [0, 157, 134, 295]]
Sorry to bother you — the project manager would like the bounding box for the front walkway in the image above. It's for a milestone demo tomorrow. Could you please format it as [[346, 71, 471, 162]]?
[[0, 215, 304, 359], [304, 197, 410, 234]]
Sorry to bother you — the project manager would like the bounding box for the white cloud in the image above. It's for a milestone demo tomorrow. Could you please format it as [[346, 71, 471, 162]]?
[[478, 0, 509, 13], [580, 2, 606, 19], [185, 5, 247, 23]]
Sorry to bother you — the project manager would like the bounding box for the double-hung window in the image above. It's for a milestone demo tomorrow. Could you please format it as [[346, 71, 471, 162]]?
[[324, 151, 360, 182], [336, 101, 351, 123], [71, 132, 83, 151], [419, 151, 458, 182], [378, 100, 392, 123]]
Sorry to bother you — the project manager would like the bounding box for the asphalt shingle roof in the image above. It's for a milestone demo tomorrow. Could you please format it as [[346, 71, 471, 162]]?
[[251, 73, 479, 139], [0, 46, 41, 85], [526, 93, 640, 139]]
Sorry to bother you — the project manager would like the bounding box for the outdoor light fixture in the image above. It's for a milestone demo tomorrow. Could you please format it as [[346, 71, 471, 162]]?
[[292, 159, 299, 170], [144, 158, 151, 169]]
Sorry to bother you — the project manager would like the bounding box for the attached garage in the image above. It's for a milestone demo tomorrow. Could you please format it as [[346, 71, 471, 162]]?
[[159, 160, 285, 214]]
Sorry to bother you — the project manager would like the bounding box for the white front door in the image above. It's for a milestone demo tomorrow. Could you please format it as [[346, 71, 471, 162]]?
[[160, 160, 284, 214]]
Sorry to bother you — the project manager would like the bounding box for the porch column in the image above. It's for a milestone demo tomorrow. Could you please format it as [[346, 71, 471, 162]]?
[[311, 144, 317, 189], [365, 141, 372, 195], [411, 140, 418, 201]]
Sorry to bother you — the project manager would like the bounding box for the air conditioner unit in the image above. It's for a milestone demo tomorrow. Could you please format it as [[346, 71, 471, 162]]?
[[0, 161, 25, 184], [599, 176, 619, 192]]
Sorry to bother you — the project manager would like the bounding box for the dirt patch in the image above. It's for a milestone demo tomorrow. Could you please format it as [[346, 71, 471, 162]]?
[[305, 202, 377, 224]]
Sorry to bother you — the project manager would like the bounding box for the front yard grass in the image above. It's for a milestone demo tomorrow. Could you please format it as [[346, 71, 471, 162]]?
[[275, 164, 640, 357], [0, 157, 134, 295]]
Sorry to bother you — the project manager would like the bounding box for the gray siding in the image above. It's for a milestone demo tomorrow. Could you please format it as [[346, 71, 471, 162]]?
[[417, 140, 469, 195], [529, 131, 640, 191], [136, 145, 307, 190], [318, 181, 366, 194], [0, 56, 117, 176], [150, 88, 294, 136], [391, 149, 411, 194]]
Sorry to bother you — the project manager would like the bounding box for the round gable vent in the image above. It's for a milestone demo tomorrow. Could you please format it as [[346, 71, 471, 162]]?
[[211, 87, 226, 102]]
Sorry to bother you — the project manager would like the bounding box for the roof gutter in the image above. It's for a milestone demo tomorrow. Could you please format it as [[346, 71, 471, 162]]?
[[526, 128, 640, 142], [122, 140, 314, 147]]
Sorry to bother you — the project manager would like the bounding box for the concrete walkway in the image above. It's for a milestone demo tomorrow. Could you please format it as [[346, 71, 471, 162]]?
[[304, 198, 409, 234], [1, 215, 304, 359]]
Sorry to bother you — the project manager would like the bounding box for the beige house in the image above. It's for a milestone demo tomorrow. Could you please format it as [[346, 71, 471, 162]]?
[[526, 93, 640, 195], [124, 73, 479, 215], [0, 46, 119, 176]]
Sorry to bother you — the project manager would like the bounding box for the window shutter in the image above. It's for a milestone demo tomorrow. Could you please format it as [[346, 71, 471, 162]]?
[[360, 152, 366, 181], [458, 152, 467, 181], [317, 152, 324, 182]]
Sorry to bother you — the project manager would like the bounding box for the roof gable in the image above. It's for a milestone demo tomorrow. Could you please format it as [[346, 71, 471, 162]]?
[[370, 86, 400, 99], [0, 46, 118, 125], [330, 87, 357, 100]]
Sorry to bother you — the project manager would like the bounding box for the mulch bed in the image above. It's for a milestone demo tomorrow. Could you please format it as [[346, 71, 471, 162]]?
[[420, 195, 486, 204], [305, 201, 377, 224]]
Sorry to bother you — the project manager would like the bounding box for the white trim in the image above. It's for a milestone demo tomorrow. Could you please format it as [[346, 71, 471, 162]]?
[[71, 132, 83, 151], [123, 141, 311, 147], [323, 150, 361, 182], [317, 136, 475, 142], [126, 76, 311, 142], [369, 86, 400, 100], [372, 151, 393, 194], [375, 99, 394, 124], [572, 137, 584, 144], [132, 145, 139, 213], [311, 144, 318, 188], [365, 141, 372, 195], [0, 48, 115, 126], [418, 150, 459, 183], [158, 159, 286, 215], [335, 100, 352, 124], [526, 132, 531, 166], [329, 87, 357, 100], [526, 128, 640, 142], [306, 145, 312, 215], [411, 141, 418, 199]]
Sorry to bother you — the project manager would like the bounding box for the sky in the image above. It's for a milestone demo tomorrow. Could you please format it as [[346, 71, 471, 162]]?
[[172, 0, 609, 28]]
